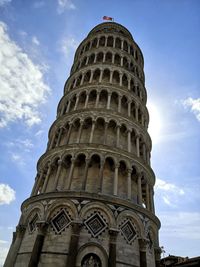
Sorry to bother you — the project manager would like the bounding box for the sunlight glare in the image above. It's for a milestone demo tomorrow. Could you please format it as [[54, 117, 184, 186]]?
[[147, 103, 162, 144]]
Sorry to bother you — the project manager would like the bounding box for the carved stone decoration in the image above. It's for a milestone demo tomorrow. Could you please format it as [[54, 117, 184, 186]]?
[[81, 253, 101, 267], [120, 219, 137, 244], [51, 209, 71, 234], [84, 212, 107, 237], [5, 21, 161, 267], [29, 213, 39, 233]]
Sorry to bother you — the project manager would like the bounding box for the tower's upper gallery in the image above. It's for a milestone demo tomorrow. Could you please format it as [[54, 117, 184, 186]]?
[[73, 22, 144, 69]]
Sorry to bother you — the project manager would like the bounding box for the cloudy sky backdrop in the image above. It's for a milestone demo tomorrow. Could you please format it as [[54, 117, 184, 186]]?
[[0, 0, 200, 265]]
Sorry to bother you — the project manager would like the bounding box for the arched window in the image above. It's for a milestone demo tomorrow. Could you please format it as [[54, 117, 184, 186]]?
[[115, 37, 121, 49], [107, 36, 113, 47], [99, 36, 105, 46], [81, 253, 102, 267], [105, 52, 112, 63], [124, 40, 128, 52], [92, 38, 97, 48]]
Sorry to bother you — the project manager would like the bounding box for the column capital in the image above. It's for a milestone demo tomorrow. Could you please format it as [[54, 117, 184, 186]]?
[[109, 228, 120, 236], [36, 221, 48, 235], [139, 238, 148, 251], [58, 159, 63, 166], [16, 224, 26, 235]]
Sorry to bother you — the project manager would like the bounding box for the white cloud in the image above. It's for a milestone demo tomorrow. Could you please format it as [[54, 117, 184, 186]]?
[[155, 178, 184, 207], [60, 36, 78, 59], [182, 97, 200, 122], [0, 0, 11, 7], [32, 36, 40, 46], [0, 184, 15, 205], [57, 0, 76, 14], [0, 21, 50, 128]]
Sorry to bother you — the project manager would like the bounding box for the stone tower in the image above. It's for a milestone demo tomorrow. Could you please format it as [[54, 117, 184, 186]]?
[[5, 22, 161, 267]]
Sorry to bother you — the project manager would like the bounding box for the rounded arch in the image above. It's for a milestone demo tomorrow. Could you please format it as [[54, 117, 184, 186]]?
[[76, 243, 108, 267], [22, 204, 43, 225], [46, 199, 78, 222], [116, 210, 144, 238], [79, 201, 115, 227]]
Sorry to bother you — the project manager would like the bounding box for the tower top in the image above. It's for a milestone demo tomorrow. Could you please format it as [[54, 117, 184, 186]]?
[[88, 22, 134, 40]]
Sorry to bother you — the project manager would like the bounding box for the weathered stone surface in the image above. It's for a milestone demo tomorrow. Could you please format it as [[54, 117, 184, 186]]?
[[4, 22, 161, 267]]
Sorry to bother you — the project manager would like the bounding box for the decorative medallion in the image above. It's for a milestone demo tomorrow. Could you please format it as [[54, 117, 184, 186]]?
[[120, 219, 137, 244], [51, 209, 71, 234], [84, 212, 107, 237], [29, 213, 39, 233]]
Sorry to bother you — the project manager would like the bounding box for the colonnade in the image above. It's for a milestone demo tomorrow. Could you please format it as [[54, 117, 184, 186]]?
[[49, 117, 150, 163], [67, 67, 145, 103], [73, 50, 144, 83], [31, 154, 155, 213], [59, 89, 147, 128], [78, 34, 143, 67]]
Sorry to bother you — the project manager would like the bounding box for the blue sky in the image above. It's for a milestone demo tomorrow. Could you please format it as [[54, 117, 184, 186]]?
[[0, 0, 200, 265]]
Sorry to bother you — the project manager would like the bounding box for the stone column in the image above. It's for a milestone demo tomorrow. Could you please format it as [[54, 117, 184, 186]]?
[[66, 221, 82, 267], [135, 104, 139, 122], [4, 225, 26, 267], [76, 121, 83, 143], [104, 122, 108, 145], [80, 74, 84, 86], [56, 127, 64, 147], [67, 158, 75, 189], [99, 69, 103, 83], [28, 222, 48, 267], [94, 53, 97, 63], [107, 92, 111, 109], [89, 70, 94, 83], [143, 143, 146, 161], [146, 183, 150, 210], [116, 125, 120, 147], [54, 159, 63, 190], [119, 73, 123, 86], [32, 171, 44, 196], [74, 95, 79, 110], [82, 158, 90, 190], [120, 56, 123, 66], [114, 164, 119, 195], [84, 93, 89, 108], [108, 229, 119, 267], [41, 164, 52, 193], [89, 120, 96, 143], [139, 238, 148, 267], [136, 135, 140, 157], [137, 174, 142, 205], [99, 159, 105, 192], [118, 95, 122, 113], [103, 52, 106, 63], [105, 36, 108, 47], [127, 130, 131, 152], [154, 247, 161, 267], [150, 186, 155, 213], [95, 91, 100, 108], [66, 100, 71, 112], [128, 101, 131, 116], [109, 71, 113, 83], [128, 77, 131, 90], [49, 133, 56, 149], [85, 56, 89, 65], [127, 169, 132, 200]]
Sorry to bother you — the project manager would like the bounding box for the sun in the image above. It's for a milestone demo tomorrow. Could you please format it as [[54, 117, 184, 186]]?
[[147, 102, 162, 144]]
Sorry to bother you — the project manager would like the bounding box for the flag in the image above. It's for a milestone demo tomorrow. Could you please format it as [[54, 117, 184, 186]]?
[[103, 16, 113, 21]]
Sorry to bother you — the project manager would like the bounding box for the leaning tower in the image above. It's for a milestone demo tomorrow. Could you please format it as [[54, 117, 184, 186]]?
[[5, 22, 161, 267]]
